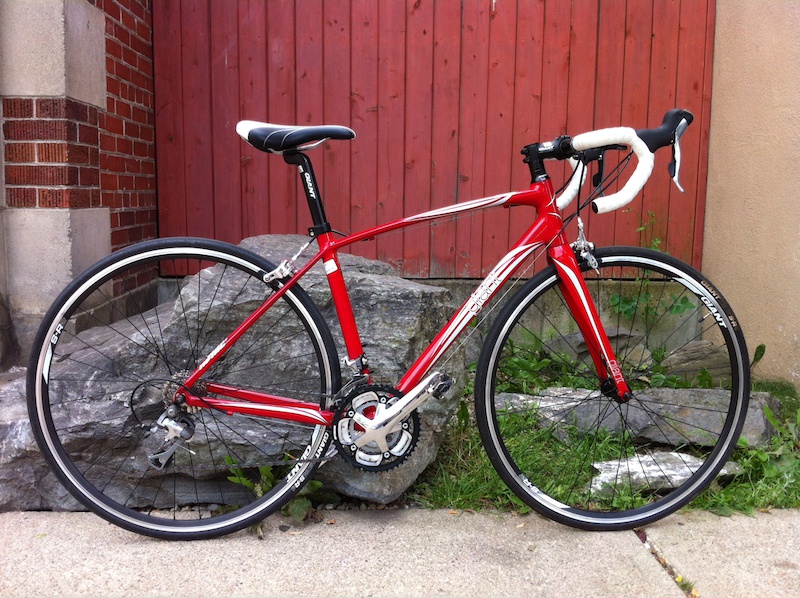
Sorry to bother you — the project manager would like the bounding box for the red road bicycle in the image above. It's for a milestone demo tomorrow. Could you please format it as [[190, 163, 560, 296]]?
[[27, 109, 749, 539]]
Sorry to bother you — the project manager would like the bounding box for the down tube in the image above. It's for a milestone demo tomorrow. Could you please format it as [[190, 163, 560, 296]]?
[[397, 216, 563, 393]]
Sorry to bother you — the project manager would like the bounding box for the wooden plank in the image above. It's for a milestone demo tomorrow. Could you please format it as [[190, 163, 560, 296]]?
[[237, 0, 269, 239], [322, 0, 352, 238], [563, 0, 600, 249], [430, 2, 461, 278], [645, 0, 680, 256], [266, 0, 296, 235], [613, 0, 653, 249], [154, 0, 187, 240], [402, 0, 434, 277], [691, 0, 716, 270], [479, 0, 517, 276], [539, 1, 571, 187], [590, 0, 627, 249], [180, 0, 214, 239], [455, 0, 490, 278], [210, 0, 242, 244], [428, 0, 462, 278], [153, 0, 188, 275], [534, 0, 571, 275], [376, 0, 407, 268], [295, 1, 325, 231], [349, 0, 379, 259], [402, 0, 438, 276], [566, 0, 600, 136], [509, 0, 546, 260], [668, 2, 713, 266]]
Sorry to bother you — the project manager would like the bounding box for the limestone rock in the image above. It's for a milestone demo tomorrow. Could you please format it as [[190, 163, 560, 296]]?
[[0, 235, 465, 510], [239, 236, 464, 502], [590, 452, 742, 497], [496, 387, 779, 449]]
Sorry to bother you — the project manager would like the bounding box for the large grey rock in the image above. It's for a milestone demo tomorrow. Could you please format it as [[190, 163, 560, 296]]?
[[496, 386, 777, 499], [661, 339, 734, 385], [497, 387, 778, 449], [240, 235, 464, 503], [0, 235, 465, 510], [0, 368, 83, 511]]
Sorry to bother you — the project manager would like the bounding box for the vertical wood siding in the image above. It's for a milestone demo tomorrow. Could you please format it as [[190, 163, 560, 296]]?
[[154, 0, 715, 277]]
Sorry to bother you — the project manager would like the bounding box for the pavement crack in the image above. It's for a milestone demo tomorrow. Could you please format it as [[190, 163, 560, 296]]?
[[634, 528, 700, 598]]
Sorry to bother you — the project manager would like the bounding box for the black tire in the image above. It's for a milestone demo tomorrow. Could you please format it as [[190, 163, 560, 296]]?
[[27, 238, 340, 539], [475, 247, 749, 530]]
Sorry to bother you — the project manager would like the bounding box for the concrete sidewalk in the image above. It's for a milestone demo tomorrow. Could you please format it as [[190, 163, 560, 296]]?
[[0, 508, 798, 597]]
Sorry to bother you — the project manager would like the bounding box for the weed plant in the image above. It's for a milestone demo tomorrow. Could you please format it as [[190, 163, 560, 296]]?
[[410, 379, 800, 516], [691, 381, 800, 514]]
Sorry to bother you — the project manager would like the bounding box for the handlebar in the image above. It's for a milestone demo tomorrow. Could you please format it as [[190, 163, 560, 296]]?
[[522, 109, 694, 214], [573, 127, 654, 214]]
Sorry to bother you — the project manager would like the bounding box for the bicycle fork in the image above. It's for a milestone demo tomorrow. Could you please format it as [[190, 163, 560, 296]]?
[[548, 240, 633, 402]]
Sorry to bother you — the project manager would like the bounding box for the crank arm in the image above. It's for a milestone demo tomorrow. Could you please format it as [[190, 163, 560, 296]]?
[[352, 372, 451, 450]]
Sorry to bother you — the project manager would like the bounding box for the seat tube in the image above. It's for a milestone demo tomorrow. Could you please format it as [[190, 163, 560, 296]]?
[[547, 241, 632, 400], [284, 152, 368, 373], [316, 233, 367, 372]]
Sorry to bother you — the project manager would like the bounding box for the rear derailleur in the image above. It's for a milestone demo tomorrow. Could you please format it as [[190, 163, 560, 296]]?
[[147, 403, 196, 470]]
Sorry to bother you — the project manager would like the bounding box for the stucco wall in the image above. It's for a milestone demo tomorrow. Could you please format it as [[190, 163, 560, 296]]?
[[705, 2, 800, 387]]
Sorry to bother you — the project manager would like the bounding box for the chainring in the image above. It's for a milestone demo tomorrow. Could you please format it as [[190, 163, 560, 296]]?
[[332, 385, 420, 472]]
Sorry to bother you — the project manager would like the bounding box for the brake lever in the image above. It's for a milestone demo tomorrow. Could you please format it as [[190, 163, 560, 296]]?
[[583, 144, 626, 191], [668, 117, 690, 192], [592, 153, 605, 189]]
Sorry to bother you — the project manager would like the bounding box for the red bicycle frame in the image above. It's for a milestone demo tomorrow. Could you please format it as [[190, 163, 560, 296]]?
[[180, 168, 631, 424]]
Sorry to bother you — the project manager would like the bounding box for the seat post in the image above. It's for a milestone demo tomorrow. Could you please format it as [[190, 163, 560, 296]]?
[[283, 151, 331, 238]]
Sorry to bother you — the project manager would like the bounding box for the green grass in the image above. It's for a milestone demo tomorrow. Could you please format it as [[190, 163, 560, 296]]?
[[409, 380, 800, 516], [409, 399, 645, 513], [691, 381, 800, 515], [753, 378, 800, 421], [408, 403, 532, 513]]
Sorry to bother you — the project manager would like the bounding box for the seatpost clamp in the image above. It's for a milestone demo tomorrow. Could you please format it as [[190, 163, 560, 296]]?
[[308, 223, 332, 237]]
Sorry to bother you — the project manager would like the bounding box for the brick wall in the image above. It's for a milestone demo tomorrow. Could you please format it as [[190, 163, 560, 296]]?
[[1, 0, 155, 251], [94, 0, 156, 250], [2, 97, 101, 209]]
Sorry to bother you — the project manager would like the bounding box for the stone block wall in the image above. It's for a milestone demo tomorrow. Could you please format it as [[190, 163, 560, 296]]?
[[0, 0, 156, 362]]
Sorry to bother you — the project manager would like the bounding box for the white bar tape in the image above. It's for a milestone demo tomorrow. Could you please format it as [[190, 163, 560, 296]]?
[[571, 127, 655, 214], [556, 157, 587, 210]]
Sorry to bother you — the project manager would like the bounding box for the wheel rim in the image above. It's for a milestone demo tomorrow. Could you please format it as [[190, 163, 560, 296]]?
[[32, 243, 337, 536], [479, 250, 747, 527]]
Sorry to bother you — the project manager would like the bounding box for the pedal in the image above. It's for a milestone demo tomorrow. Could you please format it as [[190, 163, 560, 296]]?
[[428, 373, 454, 399]]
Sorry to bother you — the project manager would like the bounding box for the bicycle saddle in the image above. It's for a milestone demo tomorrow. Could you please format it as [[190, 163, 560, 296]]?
[[236, 121, 355, 153]]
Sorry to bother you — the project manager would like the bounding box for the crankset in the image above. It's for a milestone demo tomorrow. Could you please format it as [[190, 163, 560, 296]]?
[[332, 385, 420, 472]]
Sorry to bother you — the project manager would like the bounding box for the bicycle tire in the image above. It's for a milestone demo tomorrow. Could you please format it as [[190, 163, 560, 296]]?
[[475, 246, 749, 530], [27, 238, 341, 539]]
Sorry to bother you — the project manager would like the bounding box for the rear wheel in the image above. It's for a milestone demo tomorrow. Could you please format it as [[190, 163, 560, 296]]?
[[27, 238, 340, 539], [475, 247, 749, 530]]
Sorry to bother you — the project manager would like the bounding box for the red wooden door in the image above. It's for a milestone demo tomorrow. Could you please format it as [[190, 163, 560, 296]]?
[[154, 0, 715, 277]]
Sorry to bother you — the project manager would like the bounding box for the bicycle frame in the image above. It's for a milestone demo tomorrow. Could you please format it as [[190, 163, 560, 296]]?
[[179, 157, 632, 425]]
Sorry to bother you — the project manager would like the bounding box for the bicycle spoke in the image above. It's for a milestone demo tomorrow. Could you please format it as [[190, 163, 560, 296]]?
[[477, 248, 747, 529], [30, 241, 339, 538]]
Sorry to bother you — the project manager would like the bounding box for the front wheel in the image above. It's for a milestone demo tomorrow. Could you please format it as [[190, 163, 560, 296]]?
[[27, 238, 340, 539], [475, 247, 749, 530]]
